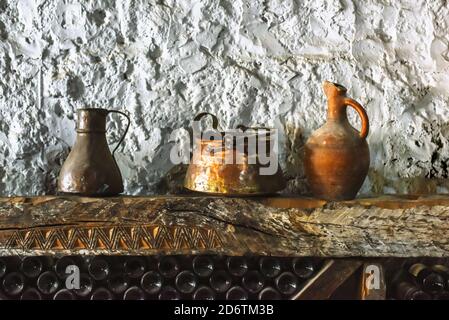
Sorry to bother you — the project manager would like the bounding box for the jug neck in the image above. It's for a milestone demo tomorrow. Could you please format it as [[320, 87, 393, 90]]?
[[76, 108, 109, 133], [324, 81, 348, 122]]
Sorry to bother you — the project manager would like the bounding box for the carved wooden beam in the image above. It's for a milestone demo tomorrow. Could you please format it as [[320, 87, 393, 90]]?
[[0, 195, 448, 257]]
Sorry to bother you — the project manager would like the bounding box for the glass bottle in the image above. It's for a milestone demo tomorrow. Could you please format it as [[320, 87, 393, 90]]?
[[192, 256, 214, 277], [409, 263, 445, 293], [53, 289, 76, 300], [175, 271, 198, 294], [123, 286, 146, 300], [395, 281, 431, 300], [37, 271, 60, 295], [193, 286, 216, 300], [124, 257, 146, 279], [258, 287, 281, 300], [21, 257, 43, 278], [158, 257, 180, 278], [4, 256, 21, 271], [432, 264, 449, 290], [74, 273, 93, 297], [242, 270, 265, 293], [225, 286, 248, 300], [259, 257, 281, 278], [0, 258, 6, 278], [91, 287, 114, 300], [275, 272, 298, 295], [54, 256, 77, 279], [145, 256, 159, 271], [292, 258, 315, 279], [2, 272, 25, 296], [41, 257, 56, 270], [210, 270, 232, 293], [88, 257, 110, 281], [81, 256, 95, 270], [141, 271, 163, 295], [20, 288, 42, 300], [226, 257, 248, 277], [158, 286, 180, 300], [107, 273, 130, 295]]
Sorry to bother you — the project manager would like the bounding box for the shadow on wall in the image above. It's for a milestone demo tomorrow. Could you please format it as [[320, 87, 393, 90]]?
[[368, 170, 449, 195], [367, 120, 449, 196], [156, 164, 189, 195], [281, 124, 309, 195]]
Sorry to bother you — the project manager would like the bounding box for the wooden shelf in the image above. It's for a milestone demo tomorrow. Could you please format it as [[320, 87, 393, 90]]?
[[0, 195, 448, 257]]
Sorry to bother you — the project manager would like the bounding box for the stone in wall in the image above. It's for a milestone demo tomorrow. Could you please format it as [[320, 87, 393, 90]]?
[[0, 0, 448, 196]]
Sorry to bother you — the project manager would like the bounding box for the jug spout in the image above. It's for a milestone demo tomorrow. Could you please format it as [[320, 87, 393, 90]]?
[[323, 81, 347, 98], [323, 81, 348, 121]]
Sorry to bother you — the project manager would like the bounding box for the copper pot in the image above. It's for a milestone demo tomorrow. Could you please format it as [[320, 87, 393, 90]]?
[[57, 108, 130, 196], [184, 113, 285, 196]]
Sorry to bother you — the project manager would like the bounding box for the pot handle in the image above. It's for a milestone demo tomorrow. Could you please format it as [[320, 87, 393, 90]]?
[[236, 125, 270, 132], [107, 110, 131, 157], [343, 97, 369, 139], [193, 112, 219, 132]]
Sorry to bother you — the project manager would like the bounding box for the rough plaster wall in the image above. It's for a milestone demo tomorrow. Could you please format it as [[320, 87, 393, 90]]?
[[0, 0, 448, 196]]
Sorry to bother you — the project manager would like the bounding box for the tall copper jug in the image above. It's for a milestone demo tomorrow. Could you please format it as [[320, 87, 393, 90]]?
[[57, 108, 130, 196], [304, 81, 370, 200]]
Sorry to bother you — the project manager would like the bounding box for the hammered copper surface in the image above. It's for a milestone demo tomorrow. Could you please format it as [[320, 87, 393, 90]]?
[[304, 81, 370, 201], [185, 137, 285, 195], [185, 113, 285, 196], [57, 108, 130, 197]]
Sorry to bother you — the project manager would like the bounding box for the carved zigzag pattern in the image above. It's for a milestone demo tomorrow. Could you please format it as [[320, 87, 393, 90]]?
[[3, 225, 223, 251]]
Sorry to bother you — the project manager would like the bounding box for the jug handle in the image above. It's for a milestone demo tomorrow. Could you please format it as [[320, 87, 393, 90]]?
[[343, 97, 369, 139], [107, 110, 131, 157]]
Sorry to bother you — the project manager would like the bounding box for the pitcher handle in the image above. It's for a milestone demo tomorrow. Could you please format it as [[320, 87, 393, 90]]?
[[107, 110, 131, 157], [343, 98, 369, 139]]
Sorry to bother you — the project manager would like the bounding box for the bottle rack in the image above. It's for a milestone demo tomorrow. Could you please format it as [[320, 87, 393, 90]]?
[[0, 255, 325, 300]]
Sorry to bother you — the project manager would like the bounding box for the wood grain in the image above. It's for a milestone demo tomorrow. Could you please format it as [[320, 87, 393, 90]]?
[[0, 195, 448, 257]]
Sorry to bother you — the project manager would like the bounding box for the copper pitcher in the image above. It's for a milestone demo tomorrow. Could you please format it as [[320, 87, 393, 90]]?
[[304, 81, 370, 200], [184, 113, 285, 196], [58, 108, 130, 196]]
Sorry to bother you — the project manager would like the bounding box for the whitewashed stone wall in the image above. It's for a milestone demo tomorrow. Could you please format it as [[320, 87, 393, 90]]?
[[0, 0, 448, 196]]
